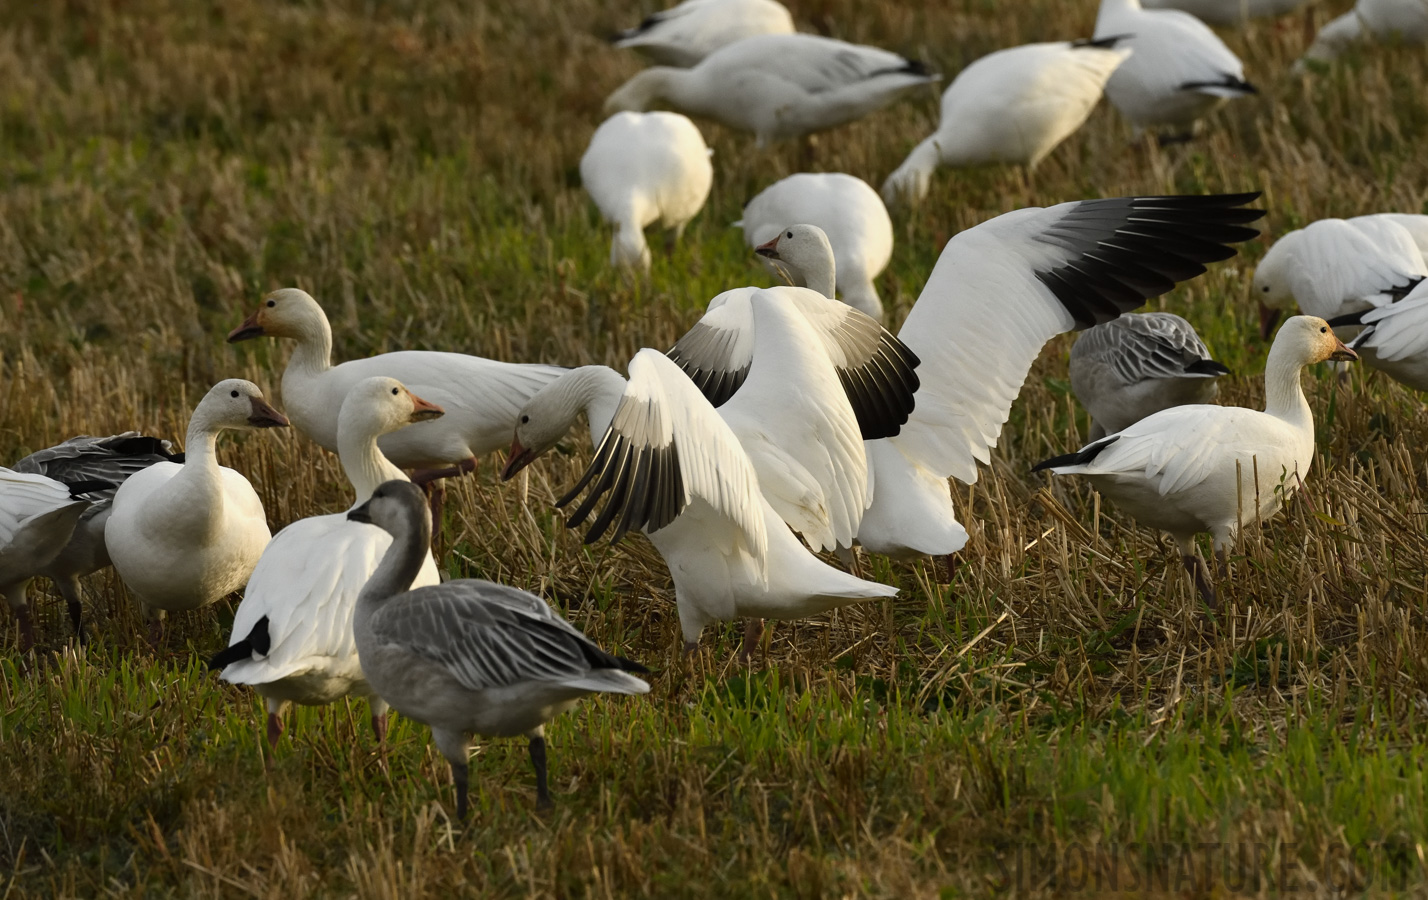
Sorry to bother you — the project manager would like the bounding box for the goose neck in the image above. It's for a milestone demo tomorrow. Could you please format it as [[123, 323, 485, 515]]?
[[339, 427, 407, 505], [1262, 342, 1312, 427], [355, 512, 431, 628], [286, 315, 335, 378], [550, 365, 628, 443]]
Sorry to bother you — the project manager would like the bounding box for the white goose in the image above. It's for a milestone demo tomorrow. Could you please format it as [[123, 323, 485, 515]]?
[[1070, 313, 1231, 440], [580, 111, 713, 271], [604, 33, 939, 147], [665, 194, 1264, 567], [1253, 216, 1427, 338], [611, 0, 795, 67], [348, 480, 650, 815], [0, 470, 97, 649], [881, 39, 1132, 207], [12, 433, 179, 638], [1328, 278, 1428, 391], [1357, 213, 1428, 257], [1095, 0, 1257, 139], [106, 380, 289, 641], [738, 174, 892, 319], [227, 288, 564, 521], [1143, 0, 1313, 24], [1035, 316, 1357, 607], [1302, 0, 1428, 65], [209, 377, 445, 748], [502, 289, 900, 654]]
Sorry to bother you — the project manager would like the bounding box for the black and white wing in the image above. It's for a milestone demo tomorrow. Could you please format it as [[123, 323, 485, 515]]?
[[13, 432, 179, 505], [893, 193, 1262, 483], [1071, 312, 1228, 386]]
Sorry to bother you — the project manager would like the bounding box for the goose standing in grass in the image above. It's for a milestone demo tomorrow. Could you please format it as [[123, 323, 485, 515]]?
[[0, 471, 106, 649], [106, 380, 289, 643], [227, 288, 565, 527], [738, 175, 892, 318], [502, 289, 902, 656], [880, 39, 1132, 208], [580, 111, 713, 271], [610, 0, 795, 67], [348, 480, 650, 815], [1328, 279, 1428, 391], [1035, 316, 1356, 608], [1301, 0, 1428, 65], [1142, 0, 1313, 24], [13, 433, 180, 638], [1253, 216, 1426, 338], [678, 194, 1263, 570], [604, 33, 939, 147], [209, 378, 444, 748], [1070, 313, 1231, 440], [1095, 0, 1257, 140]]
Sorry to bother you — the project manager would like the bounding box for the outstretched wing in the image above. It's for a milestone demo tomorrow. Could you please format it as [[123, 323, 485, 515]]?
[[13, 432, 178, 504], [893, 193, 1262, 484]]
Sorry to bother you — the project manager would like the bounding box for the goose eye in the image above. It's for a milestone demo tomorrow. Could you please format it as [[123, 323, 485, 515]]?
[[1261, 286, 1269, 293], [1320, 326, 1328, 333], [392, 387, 400, 395], [521, 415, 529, 424], [266, 299, 276, 307], [231, 390, 239, 398], [786, 231, 793, 239]]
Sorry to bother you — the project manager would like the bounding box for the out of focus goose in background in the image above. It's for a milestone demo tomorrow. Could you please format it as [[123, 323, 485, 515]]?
[[610, 0, 795, 67], [1300, 0, 1428, 66], [1142, 0, 1314, 25]]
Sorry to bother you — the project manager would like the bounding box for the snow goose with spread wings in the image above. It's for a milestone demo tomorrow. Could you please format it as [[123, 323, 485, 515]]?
[[1070, 313, 1231, 440], [604, 33, 939, 147], [348, 480, 650, 815], [209, 377, 444, 748], [1035, 316, 1356, 607], [611, 0, 795, 67], [881, 38, 1131, 207]]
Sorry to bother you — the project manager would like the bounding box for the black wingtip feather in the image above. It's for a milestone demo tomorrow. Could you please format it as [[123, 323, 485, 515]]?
[[1072, 34, 1132, 49], [1032, 436, 1120, 473], [65, 479, 116, 499], [1326, 311, 1366, 328], [207, 616, 270, 671], [1184, 359, 1231, 376]]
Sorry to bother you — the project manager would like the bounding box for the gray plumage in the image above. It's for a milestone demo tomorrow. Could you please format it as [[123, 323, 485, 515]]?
[[1070, 313, 1230, 440]]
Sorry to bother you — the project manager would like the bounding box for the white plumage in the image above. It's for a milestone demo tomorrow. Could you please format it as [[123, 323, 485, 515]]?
[[881, 40, 1132, 207], [611, 0, 795, 67], [580, 111, 713, 271], [1036, 316, 1357, 606], [1142, 0, 1314, 24], [738, 175, 892, 318], [604, 33, 939, 147], [1070, 312, 1231, 440], [0, 469, 91, 648], [1302, 0, 1428, 65], [1338, 279, 1428, 391], [212, 377, 444, 747], [228, 289, 564, 471], [106, 380, 288, 638], [1095, 0, 1257, 137]]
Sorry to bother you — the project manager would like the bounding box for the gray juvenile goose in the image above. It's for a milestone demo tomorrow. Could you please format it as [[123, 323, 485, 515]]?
[[347, 480, 650, 816]]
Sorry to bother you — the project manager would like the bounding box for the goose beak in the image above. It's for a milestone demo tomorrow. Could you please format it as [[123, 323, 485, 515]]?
[[1257, 301, 1281, 341], [407, 392, 445, 422], [1329, 336, 1358, 362], [347, 499, 373, 524], [501, 438, 537, 481], [228, 309, 265, 342], [754, 235, 781, 259], [247, 397, 290, 428]]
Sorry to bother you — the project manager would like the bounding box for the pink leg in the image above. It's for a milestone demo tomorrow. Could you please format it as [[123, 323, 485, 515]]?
[[371, 712, 388, 744], [266, 712, 284, 748], [738, 618, 765, 664], [16, 608, 35, 653]]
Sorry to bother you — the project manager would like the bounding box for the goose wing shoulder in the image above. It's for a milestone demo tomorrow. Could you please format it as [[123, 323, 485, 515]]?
[[1353, 282, 1428, 362], [709, 34, 926, 94], [894, 193, 1262, 484], [1105, 5, 1247, 89], [1072, 313, 1222, 386], [367, 580, 648, 693], [557, 349, 769, 570], [13, 433, 177, 501]]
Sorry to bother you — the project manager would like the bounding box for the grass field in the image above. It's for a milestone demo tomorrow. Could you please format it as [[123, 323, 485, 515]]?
[[4, 0, 1428, 896]]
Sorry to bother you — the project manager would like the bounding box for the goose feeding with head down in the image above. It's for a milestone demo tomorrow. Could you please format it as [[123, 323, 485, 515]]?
[[881, 38, 1132, 208], [738, 174, 892, 319], [105, 380, 289, 642], [209, 377, 445, 749], [1094, 0, 1258, 140], [1301, 0, 1428, 66], [502, 288, 903, 656], [1253, 216, 1426, 339], [12, 433, 180, 638], [604, 33, 939, 147], [1070, 313, 1231, 440], [1035, 316, 1356, 608], [610, 0, 795, 67], [227, 288, 565, 527], [348, 480, 650, 815], [580, 111, 713, 271], [672, 194, 1264, 571]]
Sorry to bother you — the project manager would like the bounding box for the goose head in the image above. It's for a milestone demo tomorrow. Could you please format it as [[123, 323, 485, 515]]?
[[228, 288, 327, 343], [500, 367, 623, 481], [347, 479, 427, 535], [338, 377, 445, 441], [195, 379, 290, 431], [1275, 315, 1358, 364], [1252, 239, 1297, 340], [755, 224, 836, 295]]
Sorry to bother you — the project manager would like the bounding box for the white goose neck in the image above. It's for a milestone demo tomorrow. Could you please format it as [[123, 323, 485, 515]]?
[[1262, 341, 1313, 427], [339, 425, 407, 505], [286, 312, 335, 377], [559, 366, 629, 442]]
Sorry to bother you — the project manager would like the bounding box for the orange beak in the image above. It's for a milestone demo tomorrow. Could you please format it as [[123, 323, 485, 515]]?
[[754, 235, 781, 259], [500, 437, 538, 481], [247, 396, 290, 428], [228, 309, 265, 342], [407, 392, 445, 422], [1328, 334, 1358, 362]]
